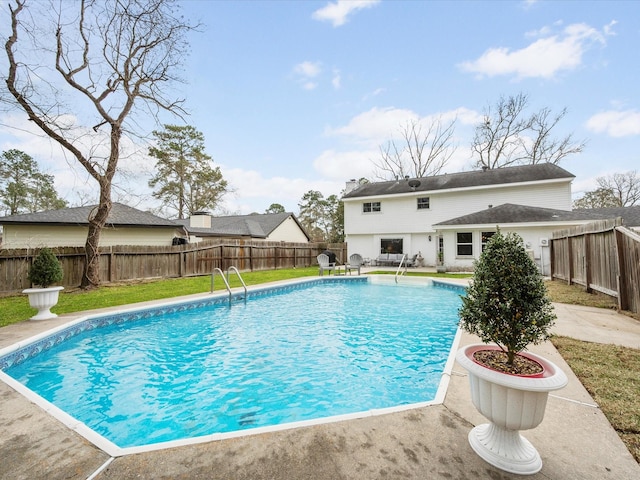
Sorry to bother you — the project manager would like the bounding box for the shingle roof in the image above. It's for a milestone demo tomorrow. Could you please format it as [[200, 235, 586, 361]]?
[[434, 203, 612, 226], [0, 203, 179, 228], [342, 163, 575, 199], [573, 206, 640, 227], [174, 212, 310, 240]]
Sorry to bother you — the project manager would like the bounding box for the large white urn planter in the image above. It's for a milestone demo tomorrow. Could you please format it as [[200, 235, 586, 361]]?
[[22, 286, 64, 320], [456, 344, 568, 475]]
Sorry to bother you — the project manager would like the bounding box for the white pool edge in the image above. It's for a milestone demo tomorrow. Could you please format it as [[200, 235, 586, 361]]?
[[1, 275, 466, 458]]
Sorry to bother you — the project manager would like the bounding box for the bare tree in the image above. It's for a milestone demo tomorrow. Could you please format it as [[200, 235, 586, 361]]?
[[4, 0, 195, 288], [471, 93, 532, 170], [471, 93, 585, 169], [572, 187, 619, 209], [373, 117, 457, 180], [524, 107, 586, 165], [597, 171, 640, 207]]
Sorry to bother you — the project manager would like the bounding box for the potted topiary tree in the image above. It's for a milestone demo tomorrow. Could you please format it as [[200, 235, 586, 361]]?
[[22, 247, 64, 320], [456, 229, 568, 475]]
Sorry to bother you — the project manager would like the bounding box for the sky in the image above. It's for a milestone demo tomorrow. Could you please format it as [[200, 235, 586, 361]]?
[[1, 0, 639, 217]]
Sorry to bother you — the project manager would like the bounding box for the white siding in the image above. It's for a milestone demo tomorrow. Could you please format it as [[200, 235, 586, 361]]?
[[266, 217, 309, 242], [344, 179, 573, 262], [438, 226, 563, 274], [2, 225, 178, 249]]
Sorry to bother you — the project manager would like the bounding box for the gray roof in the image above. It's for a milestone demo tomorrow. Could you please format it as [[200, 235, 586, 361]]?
[[342, 163, 575, 199], [573, 206, 640, 227], [0, 203, 179, 228], [174, 212, 310, 240], [435, 203, 612, 227]]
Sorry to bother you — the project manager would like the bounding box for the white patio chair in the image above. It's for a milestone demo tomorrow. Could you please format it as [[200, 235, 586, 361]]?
[[346, 253, 364, 275], [317, 253, 336, 276]]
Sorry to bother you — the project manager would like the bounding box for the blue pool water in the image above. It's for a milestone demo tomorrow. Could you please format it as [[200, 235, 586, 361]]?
[[4, 278, 462, 449]]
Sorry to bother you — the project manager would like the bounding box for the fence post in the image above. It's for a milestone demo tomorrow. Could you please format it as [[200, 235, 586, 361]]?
[[567, 236, 573, 285], [109, 246, 115, 282], [615, 228, 629, 311], [584, 233, 592, 293]]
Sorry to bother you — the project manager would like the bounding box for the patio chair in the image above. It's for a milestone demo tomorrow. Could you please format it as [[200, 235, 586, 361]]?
[[317, 253, 336, 276], [346, 253, 364, 275]]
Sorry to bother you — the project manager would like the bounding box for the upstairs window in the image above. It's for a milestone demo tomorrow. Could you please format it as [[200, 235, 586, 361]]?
[[456, 232, 473, 256], [417, 197, 430, 210], [363, 201, 381, 213]]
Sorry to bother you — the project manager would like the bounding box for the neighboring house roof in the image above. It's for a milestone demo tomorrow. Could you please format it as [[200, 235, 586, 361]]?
[[573, 206, 640, 228], [434, 203, 612, 227], [342, 163, 575, 199], [174, 212, 311, 241], [0, 203, 180, 228]]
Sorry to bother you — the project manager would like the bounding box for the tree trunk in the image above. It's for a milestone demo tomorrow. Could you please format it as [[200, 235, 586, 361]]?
[[80, 184, 112, 289]]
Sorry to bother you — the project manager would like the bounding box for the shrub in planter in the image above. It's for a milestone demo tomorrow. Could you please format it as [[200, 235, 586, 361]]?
[[458, 229, 555, 373], [28, 248, 64, 287], [456, 229, 567, 474], [24, 248, 64, 320]]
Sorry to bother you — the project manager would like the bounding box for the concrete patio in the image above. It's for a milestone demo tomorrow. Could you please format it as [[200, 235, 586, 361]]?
[[1, 276, 639, 480]]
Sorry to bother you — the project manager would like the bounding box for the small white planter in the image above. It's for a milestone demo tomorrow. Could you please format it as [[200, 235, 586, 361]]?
[[22, 286, 64, 320], [456, 344, 568, 475]]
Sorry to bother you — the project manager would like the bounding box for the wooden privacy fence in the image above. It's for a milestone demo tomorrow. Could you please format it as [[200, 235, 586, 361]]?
[[0, 239, 347, 293], [550, 218, 640, 314]]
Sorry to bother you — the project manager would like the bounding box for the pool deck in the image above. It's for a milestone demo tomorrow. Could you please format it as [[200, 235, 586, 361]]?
[[1, 274, 639, 480]]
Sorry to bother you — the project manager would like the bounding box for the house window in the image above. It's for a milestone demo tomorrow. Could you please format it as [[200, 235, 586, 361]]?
[[456, 232, 473, 256], [417, 197, 430, 210], [363, 201, 381, 213], [481, 231, 496, 251], [381, 238, 403, 254]]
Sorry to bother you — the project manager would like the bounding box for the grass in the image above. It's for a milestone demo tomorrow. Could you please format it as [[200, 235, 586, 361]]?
[[545, 280, 640, 464], [1, 271, 638, 463], [551, 336, 640, 463], [544, 280, 619, 310]]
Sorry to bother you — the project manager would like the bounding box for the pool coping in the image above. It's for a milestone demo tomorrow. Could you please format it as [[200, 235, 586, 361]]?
[[0, 275, 466, 458]]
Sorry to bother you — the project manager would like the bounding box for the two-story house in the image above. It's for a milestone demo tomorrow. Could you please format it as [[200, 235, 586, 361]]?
[[342, 164, 614, 273]]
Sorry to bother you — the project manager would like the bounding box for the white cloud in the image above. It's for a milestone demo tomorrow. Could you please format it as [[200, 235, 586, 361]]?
[[218, 167, 344, 214], [325, 106, 480, 144], [332, 68, 342, 89], [294, 61, 322, 78], [325, 107, 419, 144], [293, 61, 322, 90], [316, 106, 480, 180], [586, 109, 640, 137], [312, 0, 380, 28], [459, 22, 609, 80], [603, 20, 617, 36], [312, 149, 378, 181]]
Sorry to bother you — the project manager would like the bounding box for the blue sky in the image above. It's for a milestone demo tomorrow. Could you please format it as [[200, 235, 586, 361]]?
[[1, 0, 639, 216]]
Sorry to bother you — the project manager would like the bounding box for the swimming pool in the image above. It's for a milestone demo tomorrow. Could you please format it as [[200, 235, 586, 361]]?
[[0, 276, 464, 456]]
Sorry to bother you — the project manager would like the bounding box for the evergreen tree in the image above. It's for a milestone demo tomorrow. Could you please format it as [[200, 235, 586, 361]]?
[[148, 125, 228, 219], [0, 149, 67, 215]]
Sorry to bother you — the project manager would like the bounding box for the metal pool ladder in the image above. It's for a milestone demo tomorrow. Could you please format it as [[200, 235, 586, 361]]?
[[211, 266, 248, 303], [394, 254, 409, 283]]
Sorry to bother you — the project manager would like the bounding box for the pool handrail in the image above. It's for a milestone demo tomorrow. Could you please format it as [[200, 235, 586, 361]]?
[[394, 254, 409, 283], [211, 268, 232, 301], [226, 266, 248, 300]]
